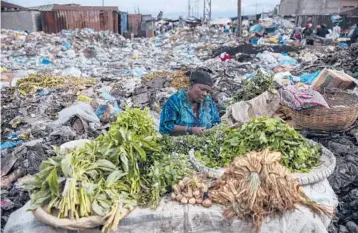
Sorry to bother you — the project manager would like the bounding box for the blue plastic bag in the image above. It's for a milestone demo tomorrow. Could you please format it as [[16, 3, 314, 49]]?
[[1, 140, 23, 150], [39, 89, 50, 96], [40, 58, 52, 65], [338, 43, 348, 49], [250, 24, 264, 33], [299, 71, 321, 84], [95, 105, 107, 119], [63, 41, 72, 50]]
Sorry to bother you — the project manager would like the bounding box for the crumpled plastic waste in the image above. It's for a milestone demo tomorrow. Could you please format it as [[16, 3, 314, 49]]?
[[278, 54, 297, 66], [1, 140, 23, 150], [50, 102, 100, 129]]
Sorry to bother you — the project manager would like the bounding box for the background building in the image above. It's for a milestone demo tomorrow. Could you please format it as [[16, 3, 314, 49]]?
[[1, 1, 42, 32], [279, 0, 358, 16]]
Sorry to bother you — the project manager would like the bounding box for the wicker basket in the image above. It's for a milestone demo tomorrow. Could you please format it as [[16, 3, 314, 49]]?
[[291, 89, 358, 132], [188, 140, 336, 186]]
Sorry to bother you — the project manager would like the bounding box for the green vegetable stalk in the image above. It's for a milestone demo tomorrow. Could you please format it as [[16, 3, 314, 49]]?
[[24, 108, 191, 232]]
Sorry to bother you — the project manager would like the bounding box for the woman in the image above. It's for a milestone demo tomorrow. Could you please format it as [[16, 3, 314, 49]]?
[[293, 24, 302, 41], [303, 23, 314, 45], [159, 70, 220, 136]]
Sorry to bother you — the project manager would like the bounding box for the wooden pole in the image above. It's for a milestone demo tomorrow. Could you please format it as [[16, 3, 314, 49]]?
[[237, 0, 242, 37]]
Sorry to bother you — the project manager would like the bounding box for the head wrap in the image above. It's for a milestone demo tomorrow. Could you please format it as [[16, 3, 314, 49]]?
[[190, 70, 213, 86]]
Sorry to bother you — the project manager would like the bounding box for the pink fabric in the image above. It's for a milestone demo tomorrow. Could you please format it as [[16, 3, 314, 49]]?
[[280, 86, 329, 111]]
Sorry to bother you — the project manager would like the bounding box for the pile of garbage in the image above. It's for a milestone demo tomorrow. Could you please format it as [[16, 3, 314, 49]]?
[[295, 45, 358, 77], [303, 126, 358, 233], [1, 27, 235, 79]]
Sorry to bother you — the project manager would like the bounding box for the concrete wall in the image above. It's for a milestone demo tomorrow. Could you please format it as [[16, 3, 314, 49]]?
[[1, 11, 42, 31], [280, 0, 342, 15], [341, 0, 358, 10]]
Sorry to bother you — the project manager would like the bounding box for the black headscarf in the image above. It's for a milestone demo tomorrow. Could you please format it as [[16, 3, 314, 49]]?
[[189, 70, 213, 86]]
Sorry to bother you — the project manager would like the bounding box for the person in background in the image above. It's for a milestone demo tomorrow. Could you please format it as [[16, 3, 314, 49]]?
[[317, 24, 329, 38], [332, 23, 341, 40], [159, 70, 220, 136], [315, 25, 321, 35], [303, 23, 314, 45], [293, 24, 302, 41], [349, 23, 358, 44], [224, 23, 230, 33]]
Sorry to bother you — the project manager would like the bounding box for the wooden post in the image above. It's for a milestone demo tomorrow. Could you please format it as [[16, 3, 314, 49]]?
[[237, 0, 242, 37]]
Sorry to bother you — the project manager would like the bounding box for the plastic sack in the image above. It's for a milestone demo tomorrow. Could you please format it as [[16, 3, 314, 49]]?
[[222, 90, 280, 126], [6, 185, 337, 233], [32, 207, 104, 230], [51, 102, 100, 128]]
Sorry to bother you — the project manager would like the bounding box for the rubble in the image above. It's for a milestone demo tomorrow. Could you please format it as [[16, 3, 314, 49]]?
[[303, 124, 358, 233]]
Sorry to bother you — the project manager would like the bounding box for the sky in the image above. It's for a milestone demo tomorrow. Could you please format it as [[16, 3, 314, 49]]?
[[7, 0, 280, 18]]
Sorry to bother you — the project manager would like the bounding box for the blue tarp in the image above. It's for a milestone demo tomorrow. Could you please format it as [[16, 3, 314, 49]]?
[[250, 24, 264, 33], [299, 71, 321, 84]]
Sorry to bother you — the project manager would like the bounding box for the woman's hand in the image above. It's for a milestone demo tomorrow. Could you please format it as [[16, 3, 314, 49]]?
[[191, 127, 206, 135]]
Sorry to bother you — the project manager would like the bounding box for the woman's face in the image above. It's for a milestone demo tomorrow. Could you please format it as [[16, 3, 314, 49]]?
[[189, 84, 212, 103]]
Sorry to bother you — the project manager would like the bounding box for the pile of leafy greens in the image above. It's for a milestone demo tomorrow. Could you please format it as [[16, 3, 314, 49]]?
[[238, 69, 274, 101], [167, 118, 320, 173], [222, 117, 320, 172], [24, 108, 191, 232]]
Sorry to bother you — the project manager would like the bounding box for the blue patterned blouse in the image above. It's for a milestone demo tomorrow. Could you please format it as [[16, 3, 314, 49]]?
[[159, 89, 221, 135]]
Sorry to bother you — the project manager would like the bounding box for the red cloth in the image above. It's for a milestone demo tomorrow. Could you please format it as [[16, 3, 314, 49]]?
[[220, 54, 232, 62], [294, 34, 302, 41]]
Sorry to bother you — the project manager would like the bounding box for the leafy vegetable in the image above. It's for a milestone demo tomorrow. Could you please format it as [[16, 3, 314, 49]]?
[[164, 118, 320, 173], [222, 117, 320, 172], [25, 108, 191, 232], [238, 69, 274, 101]]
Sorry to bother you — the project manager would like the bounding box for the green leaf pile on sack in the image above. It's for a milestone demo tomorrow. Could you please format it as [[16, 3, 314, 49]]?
[[171, 117, 320, 173], [24, 108, 191, 232]]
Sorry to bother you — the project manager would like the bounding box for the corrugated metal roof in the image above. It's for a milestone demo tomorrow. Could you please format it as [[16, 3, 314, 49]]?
[[1, 1, 26, 10], [28, 4, 77, 11], [28, 4, 118, 12], [28, 4, 55, 11], [52, 5, 118, 11]]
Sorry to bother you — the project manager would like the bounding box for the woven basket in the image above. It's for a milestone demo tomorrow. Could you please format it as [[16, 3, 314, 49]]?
[[291, 89, 358, 132], [189, 140, 336, 186]]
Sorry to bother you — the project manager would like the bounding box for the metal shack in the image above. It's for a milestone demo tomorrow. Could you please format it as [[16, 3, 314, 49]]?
[[127, 14, 142, 37], [119, 11, 128, 35], [41, 5, 119, 33], [1, 1, 42, 31], [140, 14, 155, 37]]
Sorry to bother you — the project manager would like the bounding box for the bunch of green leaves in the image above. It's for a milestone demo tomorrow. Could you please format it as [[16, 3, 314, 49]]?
[[111, 107, 155, 137], [222, 117, 321, 172], [25, 107, 192, 231], [239, 69, 274, 101], [15, 73, 96, 96], [162, 125, 230, 169], [138, 150, 192, 208]]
